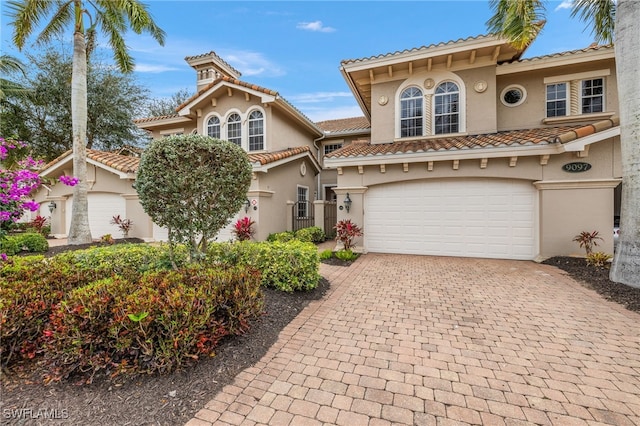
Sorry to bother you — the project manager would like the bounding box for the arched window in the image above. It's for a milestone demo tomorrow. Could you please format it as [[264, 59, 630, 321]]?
[[206, 116, 220, 138], [434, 82, 459, 134], [227, 113, 242, 146], [400, 87, 423, 137], [248, 110, 264, 151]]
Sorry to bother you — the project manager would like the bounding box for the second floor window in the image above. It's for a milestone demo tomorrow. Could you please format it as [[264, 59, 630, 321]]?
[[546, 83, 567, 117], [582, 78, 604, 114], [400, 87, 423, 137], [248, 110, 264, 151], [227, 113, 242, 146], [206, 116, 220, 139], [434, 82, 459, 134], [324, 143, 343, 155]]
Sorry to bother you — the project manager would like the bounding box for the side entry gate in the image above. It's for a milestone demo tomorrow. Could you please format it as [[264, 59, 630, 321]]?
[[292, 201, 314, 232]]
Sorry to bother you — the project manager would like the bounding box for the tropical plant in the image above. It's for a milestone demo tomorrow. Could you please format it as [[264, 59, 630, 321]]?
[[233, 217, 255, 241], [573, 231, 603, 255], [7, 0, 165, 245], [0, 54, 28, 101], [586, 251, 613, 267], [486, 0, 638, 287], [334, 249, 359, 262], [110, 215, 133, 238], [334, 219, 363, 251], [136, 134, 252, 263]]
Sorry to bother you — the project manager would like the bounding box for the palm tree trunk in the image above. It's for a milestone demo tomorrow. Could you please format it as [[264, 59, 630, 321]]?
[[610, 0, 640, 287], [67, 30, 92, 244]]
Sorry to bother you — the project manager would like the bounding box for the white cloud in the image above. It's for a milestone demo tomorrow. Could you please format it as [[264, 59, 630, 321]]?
[[555, 0, 574, 11], [134, 63, 181, 73], [296, 21, 336, 33], [287, 91, 354, 103], [222, 50, 285, 77]]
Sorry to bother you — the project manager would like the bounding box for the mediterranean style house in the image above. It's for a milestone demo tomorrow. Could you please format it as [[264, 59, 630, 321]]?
[[34, 31, 621, 260]]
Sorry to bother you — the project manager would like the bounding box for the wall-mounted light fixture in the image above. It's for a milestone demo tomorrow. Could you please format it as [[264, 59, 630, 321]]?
[[343, 193, 352, 213], [48, 201, 57, 213], [244, 198, 251, 213]]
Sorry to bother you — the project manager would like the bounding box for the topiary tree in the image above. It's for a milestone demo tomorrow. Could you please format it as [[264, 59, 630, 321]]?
[[135, 134, 252, 262]]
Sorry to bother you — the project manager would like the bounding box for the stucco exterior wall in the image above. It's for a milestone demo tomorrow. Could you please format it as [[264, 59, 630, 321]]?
[[496, 59, 617, 131]]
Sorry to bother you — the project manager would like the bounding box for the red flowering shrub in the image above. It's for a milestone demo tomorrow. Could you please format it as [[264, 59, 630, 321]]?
[[233, 217, 255, 241], [334, 219, 363, 251]]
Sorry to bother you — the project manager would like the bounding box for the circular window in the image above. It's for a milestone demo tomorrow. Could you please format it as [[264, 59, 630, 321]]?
[[501, 85, 527, 107]]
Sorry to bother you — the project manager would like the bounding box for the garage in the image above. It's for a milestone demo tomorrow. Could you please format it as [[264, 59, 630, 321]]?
[[65, 193, 127, 239], [364, 178, 537, 260]]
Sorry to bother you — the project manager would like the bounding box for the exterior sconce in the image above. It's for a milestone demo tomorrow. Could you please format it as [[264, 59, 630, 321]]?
[[48, 201, 57, 213], [343, 193, 352, 213], [244, 199, 251, 214]]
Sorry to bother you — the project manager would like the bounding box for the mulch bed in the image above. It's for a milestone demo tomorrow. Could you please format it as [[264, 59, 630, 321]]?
[[2, 246, 639, 425]]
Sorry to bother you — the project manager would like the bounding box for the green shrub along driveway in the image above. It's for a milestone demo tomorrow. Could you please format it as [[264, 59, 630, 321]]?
[[0, 240, 320, 381]]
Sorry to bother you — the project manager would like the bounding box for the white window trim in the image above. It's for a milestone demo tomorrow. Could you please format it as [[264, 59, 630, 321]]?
[[160, 127, 185, 136], [395, 72, 466, 138], [543, 69, 610, 84], [545, 82, 569, 118], [247, 107, 267, 152], [500, 84, 527, 107], [296, 185, 310, 218], [580, 77, 605, 115], [203, 113, 222, 138], [432, 80, 462, 135], [224, 109, 243, 147]]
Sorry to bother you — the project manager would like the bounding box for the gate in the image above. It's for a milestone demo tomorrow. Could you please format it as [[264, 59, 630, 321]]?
[[324, 201, 337, 237], [292, 201, 314, 232]]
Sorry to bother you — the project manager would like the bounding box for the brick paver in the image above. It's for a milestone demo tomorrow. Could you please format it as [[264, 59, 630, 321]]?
[[187, 254, 640, 425]]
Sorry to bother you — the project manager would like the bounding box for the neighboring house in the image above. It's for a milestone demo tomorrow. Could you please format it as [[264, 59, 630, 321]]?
[[33, 31, 621, 260]]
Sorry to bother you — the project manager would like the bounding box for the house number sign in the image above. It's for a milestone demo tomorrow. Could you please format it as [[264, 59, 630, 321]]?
[[562, 162, 592, 173]]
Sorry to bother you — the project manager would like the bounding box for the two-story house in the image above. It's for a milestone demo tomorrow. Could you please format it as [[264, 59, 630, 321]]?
[[35, 31, 620, 259], [326, 34, 619, 260]]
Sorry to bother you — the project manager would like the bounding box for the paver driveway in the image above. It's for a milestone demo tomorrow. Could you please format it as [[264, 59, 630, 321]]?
[[186, 254, 640, 426]]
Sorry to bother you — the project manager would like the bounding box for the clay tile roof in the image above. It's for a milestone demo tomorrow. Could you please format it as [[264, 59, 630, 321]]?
[[248, 146, 310, 165], [133, 114, 181, 124], [555, 117, 620, 144], [315, 116, 370, 134], [516, 43, 613, 64], [176, 76, 279, 111], [341, 33, 492, 65], [41, 149, 140, 174], [325, 126, 590, 159], [184, 51, 241, 76]]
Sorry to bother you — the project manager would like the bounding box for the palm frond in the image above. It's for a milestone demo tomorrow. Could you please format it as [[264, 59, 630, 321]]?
[[571, 0, 616, 44], [487, 0, 546, 50], [0, 54, 27, 76], [6, 0, 55, 49], [35, 1, 74, 44]]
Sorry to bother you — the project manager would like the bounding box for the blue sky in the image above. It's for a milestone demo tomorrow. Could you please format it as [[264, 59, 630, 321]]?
[[2, 1, 601, 122]]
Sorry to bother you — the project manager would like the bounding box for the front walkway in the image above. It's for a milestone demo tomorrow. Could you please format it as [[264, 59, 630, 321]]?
[[187, 254, 640, 425]]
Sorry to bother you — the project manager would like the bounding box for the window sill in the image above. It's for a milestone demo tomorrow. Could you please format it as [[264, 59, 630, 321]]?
[[542, 111, 615, 125]]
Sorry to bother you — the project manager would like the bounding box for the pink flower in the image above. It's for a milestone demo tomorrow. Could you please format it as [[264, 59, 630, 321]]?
[[59, 175, 79, 186], [0, 253, 7, 261]]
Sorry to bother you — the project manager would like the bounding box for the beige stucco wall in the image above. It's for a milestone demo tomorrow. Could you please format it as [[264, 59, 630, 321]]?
[[249, 158, 318, 240], [496, 59, 617, 131], [332, 139, 619, 258]]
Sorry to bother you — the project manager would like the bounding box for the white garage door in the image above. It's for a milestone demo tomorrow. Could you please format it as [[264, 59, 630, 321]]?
[[365, 179, 537, 260], [65, 193, 126, 239]]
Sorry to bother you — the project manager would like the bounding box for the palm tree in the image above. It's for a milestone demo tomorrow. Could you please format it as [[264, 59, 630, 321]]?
[[0, 54, 29, 101], [487, 0, 640, 288], [7, 0, 165, 244]]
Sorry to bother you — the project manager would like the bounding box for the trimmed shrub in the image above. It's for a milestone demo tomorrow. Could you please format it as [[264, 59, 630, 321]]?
[[44, 265, 263, 380], [319, 249, 333, 260], [586, 251, 612, 267], [295, 226, 325, 243], [334, 249, 359, 262], [0, 236, 19, 256], [0, 244, 181, 367], [267, 231, 295, 243], [208, 240, 320, 292], [15, 232, 49, 253]]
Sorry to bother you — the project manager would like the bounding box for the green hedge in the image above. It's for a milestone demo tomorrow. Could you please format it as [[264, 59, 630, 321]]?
[[208, 240, 320, 292], [0, 232, 48, 255], [45, 265, 263, 379], [294, 226, 325, 243]]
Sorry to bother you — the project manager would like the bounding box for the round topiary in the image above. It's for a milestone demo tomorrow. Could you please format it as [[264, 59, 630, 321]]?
[[135, 134, 252, 259]]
